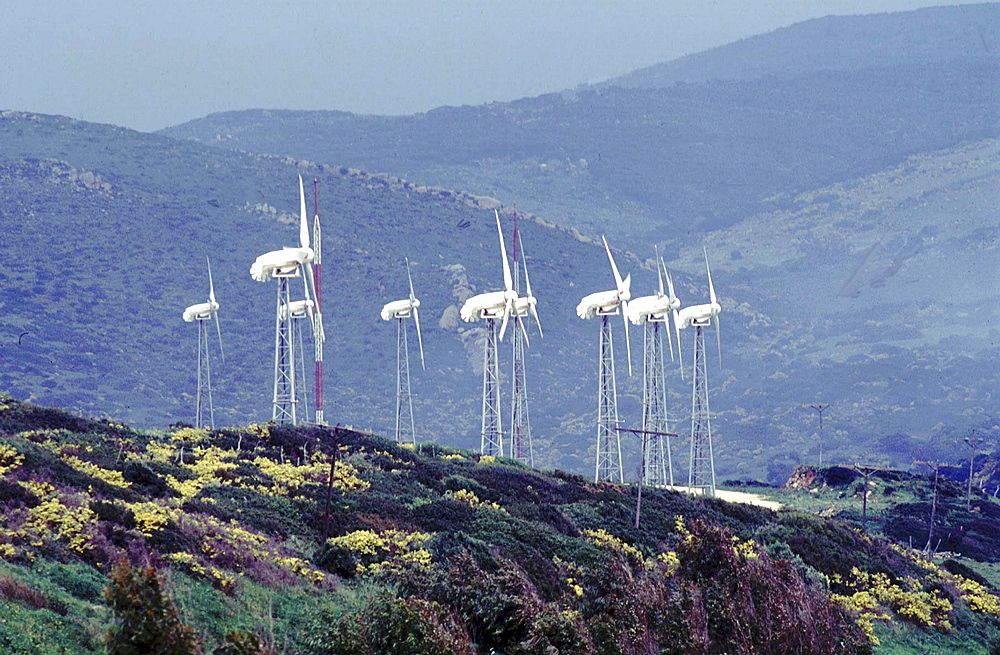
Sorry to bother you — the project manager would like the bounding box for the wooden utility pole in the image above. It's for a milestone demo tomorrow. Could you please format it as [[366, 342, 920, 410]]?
[[962, 438, 985, 511], [321, 425, 340, 543], [853, 464, 881, 533], [807, 403, 834, 466], [915, 460, 944, 554], [616, 427, 678, 530]]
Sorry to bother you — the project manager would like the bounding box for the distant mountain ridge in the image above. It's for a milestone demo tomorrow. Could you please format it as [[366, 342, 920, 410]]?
[[604, 2, 1000, 89]]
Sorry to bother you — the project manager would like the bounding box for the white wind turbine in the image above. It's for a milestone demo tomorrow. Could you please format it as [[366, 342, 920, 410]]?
[[182, 257, 224, 429], [625, 250, 682, 487], [380, 257, 426, 445], [576, 236, 633, 482], [675, 248, 723, 497], [249, 175, 323, 425], [509, 221, 542, 466], [460, 209, 518, 456]]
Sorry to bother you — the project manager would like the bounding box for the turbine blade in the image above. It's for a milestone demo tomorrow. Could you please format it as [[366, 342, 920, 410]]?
[[405, 257, 416, 303], [654, 246, 664, 296], [663, 260, 677, 301], [519, 315, 530, 348], [214, 313, 225, 363], [495, 209, 513, 293], [603, 236, 625, 290], [622, 300, 633, 376], [665, 314, 675, 363], [519, 235, 533, 298], [716, 314, 723, 369], [531, 304, 543, 338], [413, 306, 425, 370], [206, 257, 216, 304], [704, 247, 716, 305], [299, 175, 310, 249], [674, 309, 684, 379], [302, 263, 316, 333], [622, 272, 631, 297], [499, 301, 511, 342]]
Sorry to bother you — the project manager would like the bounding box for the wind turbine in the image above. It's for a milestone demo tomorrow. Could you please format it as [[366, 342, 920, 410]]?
[[249, 175, 322, 425], [625, 250, 681, 487], [460, 209, 518, 456], [674, 248, 723, 497], [575, 236, 633, 482], [509, 216, 542, 466], [182, 258, 224, 429], [380, 257, 425, 445]]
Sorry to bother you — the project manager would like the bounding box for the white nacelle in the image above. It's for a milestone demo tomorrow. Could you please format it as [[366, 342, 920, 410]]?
[[460, 290, 512, 322], [625, 295, 679, 325], [511, 295, 536, 317], [576, 289, 623, 319], [279, 299, 314, 320], [675, 302, 721, 329], [381, 298, 419, 321], [249, 247, 313, 282], [182, 301, 219, 322]]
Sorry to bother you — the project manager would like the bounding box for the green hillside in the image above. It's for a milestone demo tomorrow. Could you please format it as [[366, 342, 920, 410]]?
[[2, 396, 1000, 653]]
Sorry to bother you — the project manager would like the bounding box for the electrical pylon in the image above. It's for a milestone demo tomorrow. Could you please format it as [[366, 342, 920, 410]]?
[[642, 320, 672, 486], [687, 320, 716, 496], [596, 314, 623, 482]]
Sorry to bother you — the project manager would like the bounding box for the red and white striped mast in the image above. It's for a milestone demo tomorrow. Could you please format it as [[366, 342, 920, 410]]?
[[312, 179, 326, 424]]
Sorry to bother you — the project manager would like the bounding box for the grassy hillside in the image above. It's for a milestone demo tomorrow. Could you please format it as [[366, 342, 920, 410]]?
[[605, 3, 1000, 88], [2, 396, 1000, 653]]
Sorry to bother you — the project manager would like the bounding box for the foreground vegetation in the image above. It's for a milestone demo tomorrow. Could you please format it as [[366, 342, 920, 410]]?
[[0, 395, 998, 653]]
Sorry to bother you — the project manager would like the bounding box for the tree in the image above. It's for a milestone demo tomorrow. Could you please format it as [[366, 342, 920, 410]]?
[[104, 559, 203, 655]]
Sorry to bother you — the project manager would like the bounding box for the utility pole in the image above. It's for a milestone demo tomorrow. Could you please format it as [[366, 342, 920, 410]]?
[[617, 427, 678, 529], [962, 438, 985, 511], [853, 464, 880, 533], [915, 460, 944, 554], [807, 403, 834, 467]]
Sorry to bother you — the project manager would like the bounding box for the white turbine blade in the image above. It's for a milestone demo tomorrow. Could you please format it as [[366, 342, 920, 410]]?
[[519, 315, 530, 348], [299, 175, 310, 249], [716, 314, 723, 369], [665, 312, 675, 363], [495, 209, 513, 293], [302, 263, 316, 333], [405, 257, 417, 303], [413, 305, 425, 370], [704, 247, 716, 305], [603, 236, 625, 290], [674, 309, 684, 379], [622, 272, 631, 298], [663, 260, 677, 301], [654, 246, 664, 296], [531, 303, 543, 338], [214, 312, 225, 363], [622, 300, 633, 376], [519, 236, 533, 298], [499, 301, 511, 342], [206, 257, 216, 304]]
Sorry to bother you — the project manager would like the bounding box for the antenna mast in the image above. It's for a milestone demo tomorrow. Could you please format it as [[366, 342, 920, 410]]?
[[313, 179, 326, 424], [509, 211, 534, 465]]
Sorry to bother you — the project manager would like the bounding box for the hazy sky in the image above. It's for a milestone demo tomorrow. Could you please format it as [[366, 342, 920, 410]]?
[[1, 1, 987, 132]]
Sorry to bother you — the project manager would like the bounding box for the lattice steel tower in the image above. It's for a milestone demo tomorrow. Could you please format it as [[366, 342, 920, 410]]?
[[271, 275, 298, 425], [642, 319, 673, 486], [481, 317, 504, 456], [595, 314, 624, 481], [687, 320, 716, 496]]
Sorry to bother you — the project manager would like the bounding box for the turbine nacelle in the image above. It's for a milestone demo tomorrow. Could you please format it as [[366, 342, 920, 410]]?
[[381, 297, 420, 321], [249, 247, 313, 281], [182, 300, 219, 323], [280, 299, 314, 320]]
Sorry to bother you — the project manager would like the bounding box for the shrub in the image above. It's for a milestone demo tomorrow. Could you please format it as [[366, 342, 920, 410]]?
[[104, 559, 203, 655]]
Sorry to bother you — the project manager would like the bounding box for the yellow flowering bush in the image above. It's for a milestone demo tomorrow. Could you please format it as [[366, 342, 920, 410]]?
[[61, 454, 131, 488], [0, 445, 24, 475], [22, 495, 98, 554], [583, 528, 644, 566], [445, 488, 505, 512], [327, 528, 434, 575], [252, 454, 370, 496], [831, 568, 952, 635], [128, 501, 172, 537]]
